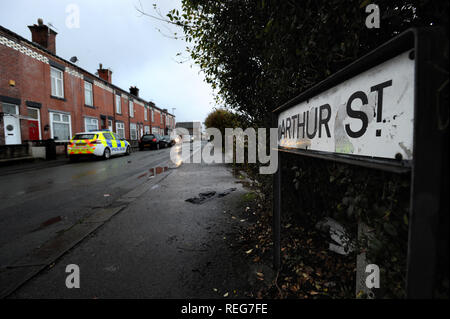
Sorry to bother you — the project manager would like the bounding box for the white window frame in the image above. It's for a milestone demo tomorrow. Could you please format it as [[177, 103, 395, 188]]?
[[116, 94, 121, 114], [49, 111, 72, 141], [84, 117, 99, 132], [151, 109, 154, 122], [130, 123, 137, 140], [129, 101, 134, 118], [50, 67, 64, 98], [144, 125, 150, 134], [116, 122, 125, 139], [84, 81, 93, 106], [144, 107, 148, 121]]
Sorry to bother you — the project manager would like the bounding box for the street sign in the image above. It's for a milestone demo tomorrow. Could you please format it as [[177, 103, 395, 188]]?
[[272, 27, 449, 299], [278, 50, 415, 161]]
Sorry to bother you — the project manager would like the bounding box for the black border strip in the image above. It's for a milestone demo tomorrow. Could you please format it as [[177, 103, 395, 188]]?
[[0, 95, 21, 105], [49, 59, 65, 71], [25, 100, 42, 109]]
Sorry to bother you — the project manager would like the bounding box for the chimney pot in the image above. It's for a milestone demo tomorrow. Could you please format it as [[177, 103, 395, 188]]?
[[129, 86, 139, 97], [28, 20, 57, 54], [97, 64, 112, 83]]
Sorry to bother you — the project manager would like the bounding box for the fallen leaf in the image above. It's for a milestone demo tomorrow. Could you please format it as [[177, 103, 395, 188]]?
[[245, 249, 253, 254], [213, 288, 218, 292], [256, 272, 264, 277], [223, 292, 229, 297]]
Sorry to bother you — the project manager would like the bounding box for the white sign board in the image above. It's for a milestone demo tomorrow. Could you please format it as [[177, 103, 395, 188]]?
[[278, 50, 415, 160]]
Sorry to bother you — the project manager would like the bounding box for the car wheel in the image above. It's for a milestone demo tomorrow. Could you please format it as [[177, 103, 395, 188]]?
[[103, 148, 111, 160], [126, 146, 131, 155], [156, 143, 160, 150]]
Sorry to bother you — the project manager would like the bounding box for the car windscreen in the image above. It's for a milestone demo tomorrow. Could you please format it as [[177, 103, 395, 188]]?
[[142, 135, 155, 141], [73, 134, 96, 140]]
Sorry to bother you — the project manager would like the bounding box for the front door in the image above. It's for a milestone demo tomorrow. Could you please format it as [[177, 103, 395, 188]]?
[[3, 103, 21, 145], [27, 107, 41, 140]]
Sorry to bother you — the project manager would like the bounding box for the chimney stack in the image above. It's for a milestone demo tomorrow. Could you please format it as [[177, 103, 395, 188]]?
[[97, 63, 112, 83], [28, 18, 57, 54], [129, 86, 139, 97]]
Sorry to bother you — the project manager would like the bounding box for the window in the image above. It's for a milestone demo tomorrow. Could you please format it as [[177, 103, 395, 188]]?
[[115, 95, 121, 114], [50, 112, 71, 141], [73, 133, 96, 140], [84, 81, 93, 106], [50, 67, 64, 98], [142, 135, 155, 141], [144, 107, 148, 121], [160, 114, 163, 125], [102, 132, 113, 140], [84, 117, 98, 132], [112, 132, 121, 140], [130, 123, 137, 140], [2, 103, 18, 115], [129, 101, 134, 118], [144, 125, 150, 134], [108, 119, 113, 131], [116, 122, 125, 139], [151, 109, 154, 122]]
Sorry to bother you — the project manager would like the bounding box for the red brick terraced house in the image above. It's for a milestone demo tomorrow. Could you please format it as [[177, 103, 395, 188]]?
[[0, 20, 176, 151]]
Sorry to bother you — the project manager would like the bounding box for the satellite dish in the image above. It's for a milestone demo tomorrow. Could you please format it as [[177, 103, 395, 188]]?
[[70, 56, 78, 63]]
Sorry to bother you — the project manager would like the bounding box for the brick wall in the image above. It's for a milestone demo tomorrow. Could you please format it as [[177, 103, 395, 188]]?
[[0, 27, 176, 147]]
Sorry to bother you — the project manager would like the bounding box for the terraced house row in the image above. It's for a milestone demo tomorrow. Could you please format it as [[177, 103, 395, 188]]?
[[0, 20, 176, 147]]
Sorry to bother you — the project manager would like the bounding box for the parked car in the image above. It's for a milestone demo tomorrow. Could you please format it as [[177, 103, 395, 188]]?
[[68, 130, 131, 161], [161, 135, 175, 147], [139, 134, 164, 150]]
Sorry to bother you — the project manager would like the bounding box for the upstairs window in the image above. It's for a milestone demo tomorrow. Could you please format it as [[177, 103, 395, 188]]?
[[129, 101, 134, 118], [84, 81, 93, 106], [144, 107, 148, 121], [115, 95, 121, 114], [151, 109, 154, 122], [50, 67, 64, 98]]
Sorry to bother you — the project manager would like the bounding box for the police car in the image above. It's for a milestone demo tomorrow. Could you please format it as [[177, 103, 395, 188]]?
[[67, 130, 131, 160]]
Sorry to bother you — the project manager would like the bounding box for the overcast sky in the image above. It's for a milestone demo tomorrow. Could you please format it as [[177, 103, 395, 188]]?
[[0, 0, 215, 123]]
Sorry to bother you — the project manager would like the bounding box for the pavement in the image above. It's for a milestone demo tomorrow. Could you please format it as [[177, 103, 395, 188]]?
[[0, 142, 259, 298]]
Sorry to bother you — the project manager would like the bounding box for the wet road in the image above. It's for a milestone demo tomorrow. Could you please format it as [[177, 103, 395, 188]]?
[[0, 147, 173, 268], [1, 142, 256, 299]]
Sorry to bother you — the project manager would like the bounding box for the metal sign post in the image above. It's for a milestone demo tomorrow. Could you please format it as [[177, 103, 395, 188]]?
[[272, 28, 448, 298]]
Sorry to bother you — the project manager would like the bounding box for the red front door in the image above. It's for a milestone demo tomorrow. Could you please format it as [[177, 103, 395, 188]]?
[[28, 120, 40, 140]]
